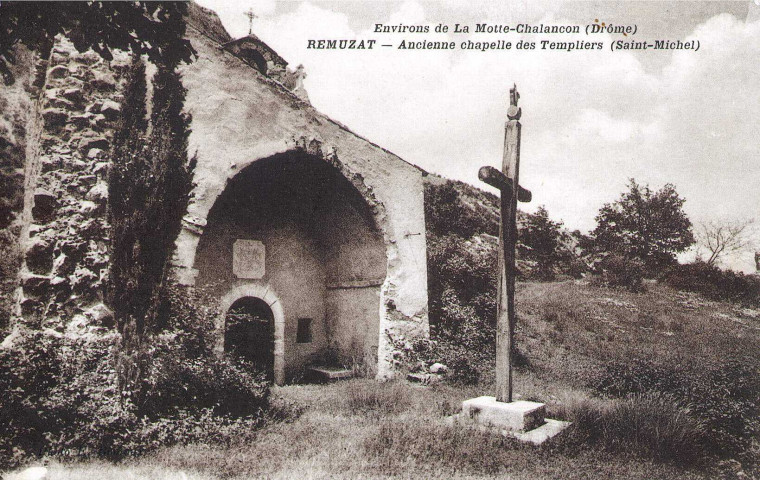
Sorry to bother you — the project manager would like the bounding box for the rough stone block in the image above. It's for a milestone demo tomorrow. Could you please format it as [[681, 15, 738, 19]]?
[[25, 236, 54, 275], [42, 108, 68, 129], [20, 297, 42, 317], [62, 87, 84, 103], [92, 162, 109, 176], [429, 362, 448, 374], [73, 50, 101, 65], [99, 100, 121, 120], [79, 135, 109, 153], [461, 396, 546, 432], [85, 182, 108, 203], [32, 189, 57, 222], [91, 70, 116, 90], [70, 114, 94, 128], [87, 147, 103, 159], [21, 274, 51, 296], [79, 200, 98, 215], [48, 65, 69, 79], [78, 175, 97, 187], [407, 372, 442, 385], [90, 113, 107, 128]]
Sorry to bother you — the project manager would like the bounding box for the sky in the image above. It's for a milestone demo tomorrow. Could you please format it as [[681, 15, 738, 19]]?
[[195, 0, 760, 272]]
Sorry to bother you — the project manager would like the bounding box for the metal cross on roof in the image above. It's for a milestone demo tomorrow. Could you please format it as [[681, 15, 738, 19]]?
[[244, 8, 258, 35]]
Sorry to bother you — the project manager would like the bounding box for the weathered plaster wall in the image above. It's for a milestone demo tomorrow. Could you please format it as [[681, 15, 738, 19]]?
[[175, 26, 429, 378], [320, 186, 385, 366], [325, 287, 382, 367], [196, 219, 328, 380]]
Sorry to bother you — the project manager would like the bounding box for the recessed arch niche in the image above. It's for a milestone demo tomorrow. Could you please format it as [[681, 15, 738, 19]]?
[[193, 150, 387, 383]]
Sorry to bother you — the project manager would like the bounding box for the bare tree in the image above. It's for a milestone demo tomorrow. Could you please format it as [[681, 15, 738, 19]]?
[[696, 219, 756, 267]]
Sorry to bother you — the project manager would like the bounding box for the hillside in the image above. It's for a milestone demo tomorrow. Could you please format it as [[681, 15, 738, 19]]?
[[424, 173, 584, 280], [420, 174, 759, 477]]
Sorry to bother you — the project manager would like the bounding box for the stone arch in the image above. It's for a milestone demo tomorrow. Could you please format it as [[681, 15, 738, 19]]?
[[217, 282, 285, 384], [184, 145, 394, 382], [172, 139, 394, 287]]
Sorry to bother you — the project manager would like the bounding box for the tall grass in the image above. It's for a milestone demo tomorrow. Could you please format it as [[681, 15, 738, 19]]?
[[364, 420, 525, 476], [338, 379, 413, 416], [555, 392, 706, 464]]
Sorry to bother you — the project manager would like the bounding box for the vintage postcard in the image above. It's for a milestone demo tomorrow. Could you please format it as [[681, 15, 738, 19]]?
[[0, 1, 758, 478]]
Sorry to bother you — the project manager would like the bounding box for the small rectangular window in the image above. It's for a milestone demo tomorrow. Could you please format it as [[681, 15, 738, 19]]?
[[296, 318, 313, 344]]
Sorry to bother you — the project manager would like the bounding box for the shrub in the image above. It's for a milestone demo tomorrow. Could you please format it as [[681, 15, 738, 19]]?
[[556, 392, 706, 464], [518, 206, 580, 280], [0, 331, 123, 467], [424, 182, 498, 239], [661, 261, 760, 307], [590, 359, 760, 461], [108, 57, 196, 395], [425, 235, 497, 382], [138, 283, 270, 418], [387, 334, 482, 385], [591, 254, 646, 292], [0, 285, 278, 469], [591, 179, 695, 274], [137, 338, 269, 419]]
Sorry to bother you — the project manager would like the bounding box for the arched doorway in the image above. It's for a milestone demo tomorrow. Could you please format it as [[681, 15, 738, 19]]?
[[224, 296, 275, 380]]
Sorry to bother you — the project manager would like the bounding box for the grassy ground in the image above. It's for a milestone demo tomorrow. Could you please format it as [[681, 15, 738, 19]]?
[[7, 281, 759, 479], [26, 379, 707, 480]]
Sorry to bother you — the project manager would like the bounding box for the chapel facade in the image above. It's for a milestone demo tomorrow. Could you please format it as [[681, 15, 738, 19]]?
[[9, 4, 429, 384]]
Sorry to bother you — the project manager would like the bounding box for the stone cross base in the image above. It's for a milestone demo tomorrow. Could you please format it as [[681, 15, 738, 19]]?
[[449, 396, 571, 445]]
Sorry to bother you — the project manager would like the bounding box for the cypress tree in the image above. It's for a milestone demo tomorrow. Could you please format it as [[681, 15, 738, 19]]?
[[107, 56, 195, 398]]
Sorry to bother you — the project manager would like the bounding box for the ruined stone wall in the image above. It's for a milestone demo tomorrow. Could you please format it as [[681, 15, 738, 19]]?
[[16, 37, 129, 334]]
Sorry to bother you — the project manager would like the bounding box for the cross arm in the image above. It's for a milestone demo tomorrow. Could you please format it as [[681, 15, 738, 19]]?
[[478, 166, 532, 203]]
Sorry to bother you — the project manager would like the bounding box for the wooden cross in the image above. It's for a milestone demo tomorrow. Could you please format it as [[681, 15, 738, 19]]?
[[244, 8, 258, 35], [479, 84, 531, 403]]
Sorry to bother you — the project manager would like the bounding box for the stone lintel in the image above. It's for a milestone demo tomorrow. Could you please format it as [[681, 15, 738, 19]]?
[[461, 396, 546, 432]]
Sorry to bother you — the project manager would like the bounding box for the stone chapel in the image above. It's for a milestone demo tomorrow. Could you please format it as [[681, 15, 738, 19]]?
[[8, 4, 429, 384]]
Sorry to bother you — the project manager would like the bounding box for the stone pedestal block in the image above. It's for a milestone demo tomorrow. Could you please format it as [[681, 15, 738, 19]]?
[[452, 396, 572, 445], [461, 396, 546, 432]]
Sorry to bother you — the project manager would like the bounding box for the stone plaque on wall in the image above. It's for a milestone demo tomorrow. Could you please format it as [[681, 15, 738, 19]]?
[[233, 239, 265, 279]]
